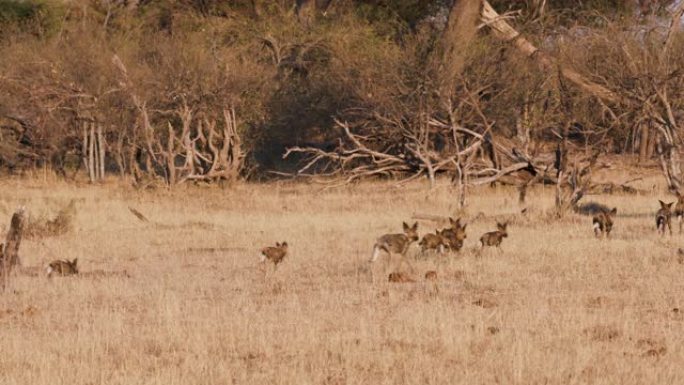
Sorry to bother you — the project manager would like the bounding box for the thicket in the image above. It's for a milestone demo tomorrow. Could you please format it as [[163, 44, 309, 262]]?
[[0, 0, 682, 186]]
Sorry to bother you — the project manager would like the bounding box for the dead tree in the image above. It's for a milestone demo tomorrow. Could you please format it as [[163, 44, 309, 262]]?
[[284, 115, 485, 190], [1, 207, 27, 291], [480, 1, 684, 192], [112, 55, 244, 186], [81, 117, 106, 183], [161, 104, 244, 184], [480, 1, 620, 103], [285, 1, 678, 201], [555, 149, 601, 216]]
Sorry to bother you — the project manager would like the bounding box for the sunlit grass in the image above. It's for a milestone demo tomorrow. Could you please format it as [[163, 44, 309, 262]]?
[[0, 172, 682, 384]]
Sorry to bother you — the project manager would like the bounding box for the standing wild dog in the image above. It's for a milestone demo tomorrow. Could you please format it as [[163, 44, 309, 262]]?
[[419, 230, 448, 254], [260, 242, 288, 266], [479, 221, 508, 249], [46, 259, 78, 278], [440, 217, 467, 252], [593, 207, 617, 238], [674, 193, 684, 233], [656, 200, 674, 236], [370, 222, 419, 272]]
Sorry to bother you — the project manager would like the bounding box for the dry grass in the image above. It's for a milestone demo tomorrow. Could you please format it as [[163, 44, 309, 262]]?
[[0, 168, 683, 384], [25, 199, 77, 238]]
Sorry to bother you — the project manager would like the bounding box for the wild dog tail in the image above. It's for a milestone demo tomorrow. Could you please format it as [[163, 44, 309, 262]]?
[[592, 218, 602, 235], [370, 244, 382, 262]]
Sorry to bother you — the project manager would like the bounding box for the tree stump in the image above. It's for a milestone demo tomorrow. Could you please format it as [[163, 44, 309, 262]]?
[[1, 207, 27, 291]]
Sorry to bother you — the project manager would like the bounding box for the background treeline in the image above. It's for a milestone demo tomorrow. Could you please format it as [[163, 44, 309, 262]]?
[[0, 0, 682, 186]]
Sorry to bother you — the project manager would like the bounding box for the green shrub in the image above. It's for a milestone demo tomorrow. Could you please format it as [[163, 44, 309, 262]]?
[[0, 0, 65, 38]]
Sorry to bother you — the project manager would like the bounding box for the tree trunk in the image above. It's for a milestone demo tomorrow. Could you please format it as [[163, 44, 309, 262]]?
[[115, 131, 126, 178], [434, 0, 482, 87], [639, 122, 649, 164], [166, 123, 176, 186], [89, 122, 96, 183], [646, 125, 657, 160], [82, 122, 89, 179], [1, 208, 26, 291], [658, 132, 683, 192], [97, 123, 105, 180], [94, 123, 101, 180]]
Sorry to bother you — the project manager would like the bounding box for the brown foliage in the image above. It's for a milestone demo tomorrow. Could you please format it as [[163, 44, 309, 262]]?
[[0, 1, 683, 191]]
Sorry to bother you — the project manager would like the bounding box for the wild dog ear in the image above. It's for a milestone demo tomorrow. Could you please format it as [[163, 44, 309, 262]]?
[[461, 224, 467, 231], [610, 207, 617, 216], [403, 222, 409, 231], [72, 258, 78, 266], [660, 200, 667, 209], [411, 222, 418, 230], [449, 217, 460, 227], [282, 242, 288, 247], [668, 202, 675, 209], [275, 242, 281, 247]]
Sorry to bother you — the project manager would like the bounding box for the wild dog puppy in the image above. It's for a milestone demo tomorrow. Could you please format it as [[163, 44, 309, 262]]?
[[480, 222, 508, 249], [388, 271, 415, 283], [260, 242, 288, 266], [592, 207, 617, 238], [371, 222, 419, 272], [424, 270, 438, 281], [440, 217, 467, 252], [419, 230, 448, 254], [675, 193, 684, 233], [656, 200, 674, 236], [46, 259, 78, 278]]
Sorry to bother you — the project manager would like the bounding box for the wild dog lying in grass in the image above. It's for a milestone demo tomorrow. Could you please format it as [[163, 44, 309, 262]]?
[[592, 207, 617, 238], [46, 259, 78, 278], [371, 222, 419, 272], [388, 271, 415, 283], [656, 200, 674, 236], [260, 242, 288, 267], [480, 222, 508, 250], [424, 270, 438, 281]]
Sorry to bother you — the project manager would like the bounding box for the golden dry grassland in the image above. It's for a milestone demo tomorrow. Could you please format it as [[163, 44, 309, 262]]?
[[0, 167, 683, 384]]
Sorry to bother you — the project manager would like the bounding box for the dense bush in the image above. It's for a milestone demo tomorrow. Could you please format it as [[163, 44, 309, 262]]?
[[0, 0, 65, 38], [0, 1, 682, 183]]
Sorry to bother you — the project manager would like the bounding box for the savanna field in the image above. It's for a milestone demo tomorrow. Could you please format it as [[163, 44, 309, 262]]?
[[0, 163, 681, 385]]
